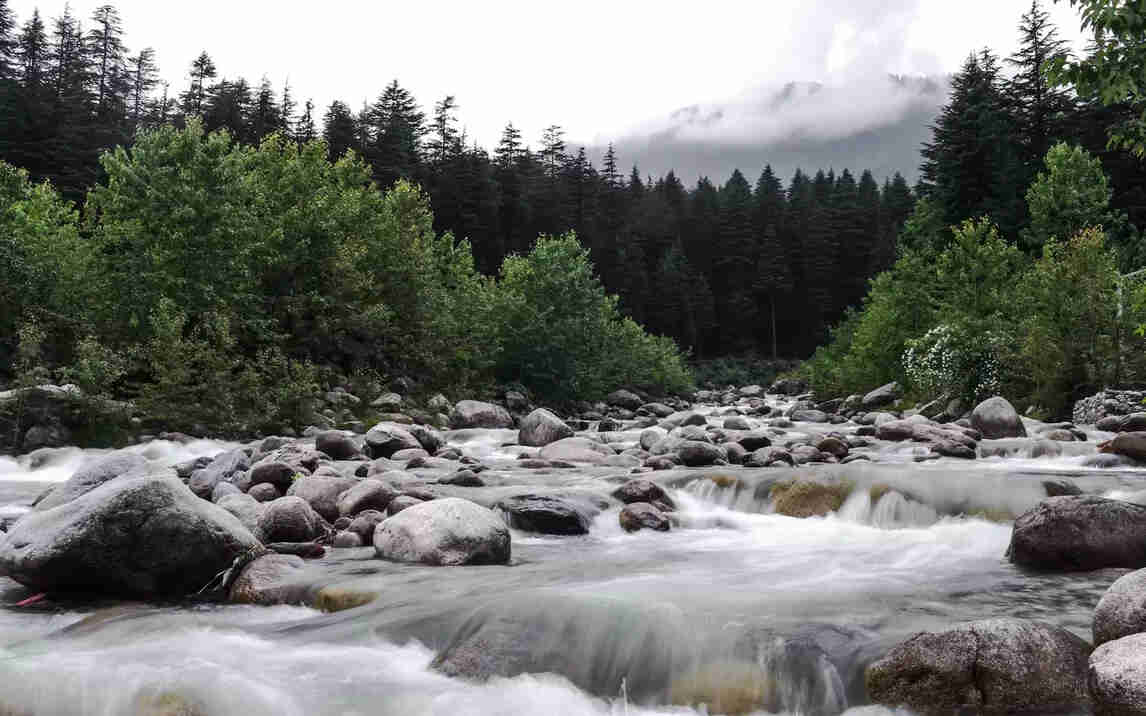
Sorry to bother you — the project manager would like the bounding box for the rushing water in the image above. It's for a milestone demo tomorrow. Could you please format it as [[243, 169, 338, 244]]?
[[0, 399, 1142, 715]]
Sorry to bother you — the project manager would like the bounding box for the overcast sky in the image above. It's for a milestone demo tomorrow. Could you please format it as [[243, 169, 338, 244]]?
[[10, 0, 1088, 151]]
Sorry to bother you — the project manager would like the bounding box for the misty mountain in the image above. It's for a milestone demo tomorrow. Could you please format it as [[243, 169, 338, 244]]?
[[585, 75, 950, 185]]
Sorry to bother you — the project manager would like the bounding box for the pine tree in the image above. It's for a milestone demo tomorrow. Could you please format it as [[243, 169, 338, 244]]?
[[247, 76, 280, 143], [278, 80, 295, 137], [713, 168, 757, 351], [322, 100, 357, 160], [0, 0, 15, 80], [88, 5, 125, 119], [295, 98, 316, 146], [366, 79, 425, 188], [180, 51, 216, 119], [126, 47, 158, 128], [753, 165, 791, 358]]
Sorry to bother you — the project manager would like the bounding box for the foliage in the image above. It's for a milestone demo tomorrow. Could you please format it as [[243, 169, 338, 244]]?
[[1018, 227, 1122, 415], [1050, 0, 1146, 157], [1022, 142, 1118, 248], [492, 233, 692, 402], [691, 355, 799, 390], [903, 324, 1004, 404]]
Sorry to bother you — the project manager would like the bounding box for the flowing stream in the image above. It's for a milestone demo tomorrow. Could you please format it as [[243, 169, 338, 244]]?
[[0, 397, 1141, 715]]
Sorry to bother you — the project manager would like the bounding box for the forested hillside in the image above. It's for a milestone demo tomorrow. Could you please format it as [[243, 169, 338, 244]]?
[[4, 1, 1146, 382]]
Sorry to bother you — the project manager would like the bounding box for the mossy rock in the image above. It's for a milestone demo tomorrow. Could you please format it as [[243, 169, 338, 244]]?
[[869, 483, 893, 503], [131, 689, 208, 716], [965, 508, 1015, 523], [771, 478, 853, 518], [703, 473, 742, 489], [313, 585, 376, 612], [670, 662, 776, 715]]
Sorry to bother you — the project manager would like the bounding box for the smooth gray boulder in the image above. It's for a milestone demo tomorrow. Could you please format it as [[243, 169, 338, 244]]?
[[1095, 568, 1146, 647], [676, 440, 724, 467], [364, 422, 421, 459], [315, 430, 360, 460], [1100, 432, 1146, 463], [337, 479, 397, 517], [866, 618, 1090, 714], [538, 437, 612, 464], [449, 400, 513, 429], [862, 381, 901, 408], [606, 389, 643, 410], [373, 497, 510, 565], [256, 496, 325, 543], [0, 475, 259, 597], [247, 461, 299, 493], [495, 495, 592, 535], [286, 474, 359, 522], [35, 452, 148, 511], [217, 493, 265, 539], [518, 408, 574, 447], [1089, 633, 1146, 714], [1008, 496, 1146, 571], [971, 396, 1027, 439], [228, 553, 308, 605]]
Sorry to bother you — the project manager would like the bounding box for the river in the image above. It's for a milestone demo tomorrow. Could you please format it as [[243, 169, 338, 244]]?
[[0, 396, 1140, 715]]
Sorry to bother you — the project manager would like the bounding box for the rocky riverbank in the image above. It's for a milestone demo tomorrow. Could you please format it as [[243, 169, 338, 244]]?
[[3, 384, 1146, 714]]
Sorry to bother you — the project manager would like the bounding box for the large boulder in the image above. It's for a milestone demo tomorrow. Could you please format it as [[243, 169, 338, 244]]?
[[337, 479, 398, 517], [449, 400, 513, 429], [862, 382, 901, 408], [495, 495, 592, 535], [373, 497, 510, 565], [35, 452, 149, 511], [1089, 633, 1146, 714], [676, 440, 724, 467], [256, 496, 325, 543], [314, 430, 360, 460], [518, 408, 574, 447], [0, 475, 259, 597], [538, 437, 613, 464], [286, 474, 358, 522], [612, 479, 674, 509], [1095, 568, 1146, 647], [970, 396, 1027, 439], [1008, 496, 1146, 571], [866, 618, 1091, 715], [1099, 432, 1146, 463], [228, 553, 308, 605], [364, 422, 421, 459], [606, 389, 643, 410]]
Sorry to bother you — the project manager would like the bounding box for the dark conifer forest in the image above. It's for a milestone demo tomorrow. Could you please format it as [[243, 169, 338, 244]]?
[[3, 0, 1146, 368]]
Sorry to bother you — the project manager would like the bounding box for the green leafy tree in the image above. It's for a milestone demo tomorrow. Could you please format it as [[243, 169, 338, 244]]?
[[1022, 142, 1124, 250]]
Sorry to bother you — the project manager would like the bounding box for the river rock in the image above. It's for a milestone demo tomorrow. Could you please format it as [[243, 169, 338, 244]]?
[[677, 440, 724, 467], [286, 474, 359, 522], [211, 481, 242, 502], [0, 475, 259, 597], [866, 618, 1091, 714], [1099, 432, 1146, 463], [619, 502, 670, 532], [771, 478, 850, 518], [789, 409, 829, 423], [815, 436, 849, 459], [495, 495, 591, 535], [315, 430, 361, 460], [1089, 633, 1146, 714], [337, 479, 398, 517], [1008, 496, 1146, 570], [228, 553, 308, 605], [518, 408, 574, 447], [606, 389, 643, 410], [439, 470, 484, 487], [970, 396, 1027, 439], [333, 531, 363, 548], [248, 483, 281, 503], [723, 416, 751, 431], [374, 497, 510, 565], [746, 446, 794, 467], [256, 496, 325, 543], [539, 437, 613, 464], [35, 452, 149, 511], [188, 449, 251, 500], [736, 431, 772, 451], [641, 402, 675, 418], [1094, 568, 1146, 647], [449, 400, 513, 429], [863, 382, 901, 408], [216, 493, 265, 539], [247, 460, 300, 493], [387, 494, 424, 516], [348, 509, 386, 542], [612, 479, 674, 509], [770, 378, 806, 396], [364, 422, 421, 459]]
